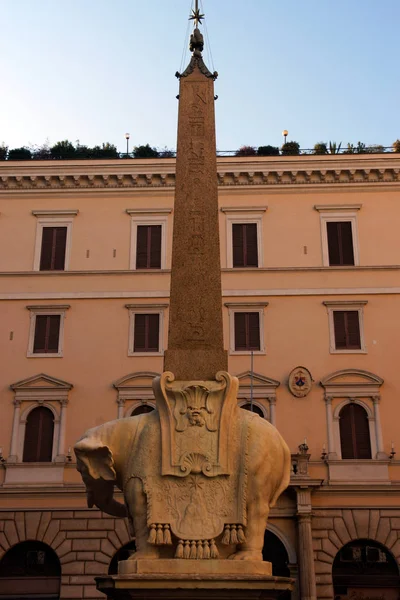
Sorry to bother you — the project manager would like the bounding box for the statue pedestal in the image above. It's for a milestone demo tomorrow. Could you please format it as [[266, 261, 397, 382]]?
[[96, 560, 294, 600]]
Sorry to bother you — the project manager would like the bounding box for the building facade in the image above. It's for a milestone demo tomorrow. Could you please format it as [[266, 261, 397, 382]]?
[[0, 153, 399, 599]]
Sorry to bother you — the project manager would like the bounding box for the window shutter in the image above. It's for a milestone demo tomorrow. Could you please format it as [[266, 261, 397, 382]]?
[[39, 228, 54, 270], [234, 313, 247, 350], [147, 314, 160, 351], [339, 403, 371, 459], [53, 227, 67, 270], [33, 316, 48, 353], [47, 315, 61, 352], [338, 222, 355, 265], [136, 226, 149, 269], [345, 311, 361, 348], [232, 224, 245, 267], [134, 314, 159, 352], [244, 224, 258, 267], [327, 221, 355, 266], [149, 225, 162, 268], [23, 407, 54, 462], [248, 312, 261, 350], [134, 314, 146, 351]]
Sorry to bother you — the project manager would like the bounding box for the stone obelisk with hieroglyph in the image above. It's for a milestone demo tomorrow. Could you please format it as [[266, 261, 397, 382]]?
[[164, 13, 227, 380]]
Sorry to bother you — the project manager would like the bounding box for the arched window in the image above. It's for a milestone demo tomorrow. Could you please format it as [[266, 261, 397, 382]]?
[[23, 406, 54, 462], [333, 539, 400, 597], [0, 540, 61, 599], [263, 530, 291, 599], [339, 403, 371, 459], [131, 404, 155, 417], [240, 403, 265, 419]]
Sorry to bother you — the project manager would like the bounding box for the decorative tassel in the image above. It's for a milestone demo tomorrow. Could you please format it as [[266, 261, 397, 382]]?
[[197, 540, 203, 559], [175, 540, 184, 558], [237, 525, 246, 544], [190, 540, 197, 559], [203, 540, 210, 559], [183, 540, 191, 559], [230, 524, 239, 545], [163, 524, 172, 545], [148, 524, 157, 544], [156, 523, 164, 545], [210, 539, 218, 558], [222, 525, 231, 545]]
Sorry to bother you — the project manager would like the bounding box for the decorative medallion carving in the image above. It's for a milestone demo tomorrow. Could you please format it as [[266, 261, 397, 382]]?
[[288, 366, 313, 398]]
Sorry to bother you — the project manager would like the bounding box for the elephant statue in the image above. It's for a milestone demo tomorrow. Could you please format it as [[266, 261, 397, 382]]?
[[75, 372, 290, 562]]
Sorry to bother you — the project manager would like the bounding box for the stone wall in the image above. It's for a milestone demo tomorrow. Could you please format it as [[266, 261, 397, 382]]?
[[312, 508, 400, 599], [0, 509, 131, 599]]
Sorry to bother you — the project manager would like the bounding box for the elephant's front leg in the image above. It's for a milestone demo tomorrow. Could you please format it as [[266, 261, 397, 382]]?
[[125, 477, 160, 560]]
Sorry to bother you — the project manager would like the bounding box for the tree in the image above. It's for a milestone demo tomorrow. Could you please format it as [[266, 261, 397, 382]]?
[[50, 140, 76, 160], [133, 144, 159, 158], [313, 142, 328, 155], [281, 141, 300, 156], [0, 144, 8, 160], [235, 146, 257, 157], [8, 147, 32, 160], [257, 145, 280, 156]]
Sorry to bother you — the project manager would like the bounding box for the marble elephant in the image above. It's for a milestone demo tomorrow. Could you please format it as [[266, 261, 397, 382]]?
[[74, 400, 291, 561]]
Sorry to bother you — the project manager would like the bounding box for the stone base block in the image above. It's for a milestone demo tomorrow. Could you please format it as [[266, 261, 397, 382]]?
[[96, 561, 294, 600]]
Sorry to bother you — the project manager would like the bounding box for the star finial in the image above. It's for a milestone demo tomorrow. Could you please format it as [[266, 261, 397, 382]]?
[[189, 1, 205, 28]]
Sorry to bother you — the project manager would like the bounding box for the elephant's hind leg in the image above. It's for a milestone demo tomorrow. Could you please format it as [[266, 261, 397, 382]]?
[[125, 477, 160, 560]]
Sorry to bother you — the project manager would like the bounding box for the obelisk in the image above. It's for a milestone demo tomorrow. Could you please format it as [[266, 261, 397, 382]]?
[[164, 8, 228, 380]]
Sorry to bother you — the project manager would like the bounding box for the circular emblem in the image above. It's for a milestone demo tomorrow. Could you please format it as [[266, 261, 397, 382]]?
[[288, 366, 313, 398]]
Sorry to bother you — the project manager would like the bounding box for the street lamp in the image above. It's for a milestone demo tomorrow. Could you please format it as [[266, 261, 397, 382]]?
[[282, 130, 288, 145], [125, 133, 130, 156]]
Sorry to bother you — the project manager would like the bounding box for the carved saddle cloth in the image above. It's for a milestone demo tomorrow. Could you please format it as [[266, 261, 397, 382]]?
[[125, 372, 250, 543]]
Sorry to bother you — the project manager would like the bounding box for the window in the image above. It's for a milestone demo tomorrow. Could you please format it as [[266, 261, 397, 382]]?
[[136, 225, 162, 269], [126, 304, 167, 356], [27, 305, 70, 358], [131, 404, 155, 416], [32, 210, 78, 271], [39, 227, 67, 270], [327, 222, 354, 266], [234, 312, 260, 351], [333, 311, 361, 350], [339, 403, 372, 459], [226, 303, 268, 355], [23, 407, 54, 462], [323, 301, 367, 354], [126, 209, 171, 270], [314, 204, 361, 267], [113, 372, 159, 418], [33, 315, 61, 354], [232, 223, 258, 267], [222, 207, 266, 268], [240, 403, 265, 418]]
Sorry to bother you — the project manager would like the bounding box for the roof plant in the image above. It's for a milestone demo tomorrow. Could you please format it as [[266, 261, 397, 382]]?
[[133, 144, 159, 158], [8, 147, 32, 160], [235, 146, 257, 157], [257, 145, 280, 156], [313, 142, 328, 155], [281, 141, 300, 156]]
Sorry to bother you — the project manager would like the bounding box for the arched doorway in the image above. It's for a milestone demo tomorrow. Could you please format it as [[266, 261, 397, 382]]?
[[0, 541, 61, 599], [263, 530, 291, 599], [108, 541, 136, 575], [333, 539, 400, 599]]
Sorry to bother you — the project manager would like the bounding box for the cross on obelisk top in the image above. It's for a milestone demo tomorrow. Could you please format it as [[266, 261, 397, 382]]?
[[189, 0, 205, 28]]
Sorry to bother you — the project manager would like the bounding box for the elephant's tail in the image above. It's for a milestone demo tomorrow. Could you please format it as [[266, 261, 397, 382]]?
[[270, 437, 291, 508]]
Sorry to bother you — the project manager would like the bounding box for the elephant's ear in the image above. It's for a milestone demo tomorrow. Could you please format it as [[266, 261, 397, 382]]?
[[74, 437, 116, 481]]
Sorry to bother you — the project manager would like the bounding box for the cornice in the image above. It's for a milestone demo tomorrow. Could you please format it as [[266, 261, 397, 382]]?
[[1, 155, 400, 192]]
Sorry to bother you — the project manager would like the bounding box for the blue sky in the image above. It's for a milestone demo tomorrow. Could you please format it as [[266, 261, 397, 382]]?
[[1, 0, 399, 153]]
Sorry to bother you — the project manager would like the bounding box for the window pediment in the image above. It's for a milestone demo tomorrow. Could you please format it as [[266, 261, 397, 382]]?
[[321, 369, 383, 397], [10, 373, 73, 392], [237, 371, 280, 394]]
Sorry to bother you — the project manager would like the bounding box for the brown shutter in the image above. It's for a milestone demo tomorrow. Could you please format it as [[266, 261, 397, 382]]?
[[136, 226, 149, 268], [244, 224, 258, 267], [248, 312, 260, 350], [40, 227, 67, 271], [33, 316, 48, 353], [327, 221, 354, 266], [134, 314, 146, 351], [333, 311, 361, 350], [232, 224, 245, 267], [53, 227, 67, 270], [147, 314, 160, 351], [39, 228, 54, 270], [234, 313, 247, 350], [149, 225, 162, 268], [339, 403, 371, 459], [33, 315, 60, 353], [134, 314, 159, 352], [23, 407, 54, 462]]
